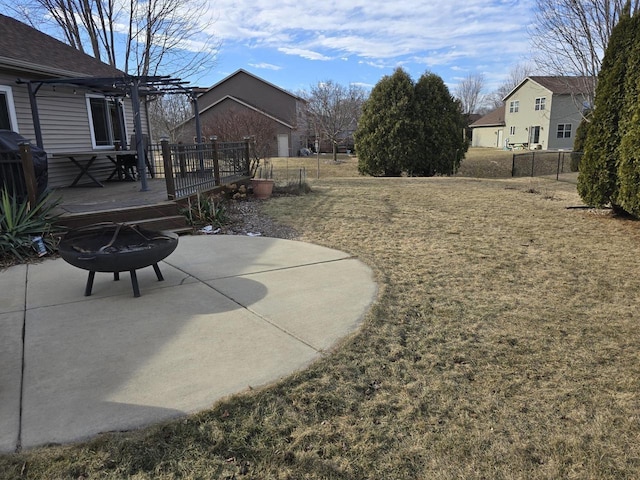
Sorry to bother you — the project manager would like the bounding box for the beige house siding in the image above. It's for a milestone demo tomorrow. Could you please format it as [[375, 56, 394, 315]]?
[[472, 126, 503, 148], [504, 81, 553, 149]]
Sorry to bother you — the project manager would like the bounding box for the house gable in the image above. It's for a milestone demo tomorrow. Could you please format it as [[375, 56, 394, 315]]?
[[197, 69, 304, 125]]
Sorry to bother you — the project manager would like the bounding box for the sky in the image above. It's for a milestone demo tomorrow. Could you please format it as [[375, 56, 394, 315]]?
[[190, 0, 537, 96]]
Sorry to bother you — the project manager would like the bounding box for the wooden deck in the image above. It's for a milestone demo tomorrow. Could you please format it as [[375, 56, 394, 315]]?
[[52, 178, 172, 214]]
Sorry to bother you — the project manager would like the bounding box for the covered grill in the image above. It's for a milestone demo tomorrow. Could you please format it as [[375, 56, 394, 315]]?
[[59, 223, 179, 297], [0, 129, 48, 200]]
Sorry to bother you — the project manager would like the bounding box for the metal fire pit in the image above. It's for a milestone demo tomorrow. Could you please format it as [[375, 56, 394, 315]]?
[[59, 223, 179, 297]]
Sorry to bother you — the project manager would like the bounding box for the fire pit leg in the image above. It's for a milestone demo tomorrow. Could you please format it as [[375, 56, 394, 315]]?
[[152, 263, 164, 281], [85, 271, 96, 296], [129, 270, 141, 297], [114, 272, 120, 281]]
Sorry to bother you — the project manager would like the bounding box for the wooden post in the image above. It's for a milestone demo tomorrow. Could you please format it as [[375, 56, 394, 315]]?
[[211, 137, 221, 186], [18, 143, 37, 206], [161, 139, 176, 200], [244, 137, 251, 176]]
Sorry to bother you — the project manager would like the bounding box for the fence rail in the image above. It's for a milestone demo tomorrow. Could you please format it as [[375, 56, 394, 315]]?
[[512, 150, 582, 180], [158, 139, 251, 199]]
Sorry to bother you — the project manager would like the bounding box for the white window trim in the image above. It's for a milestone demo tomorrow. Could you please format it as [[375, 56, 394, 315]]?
[[509, 100, 519, 113], [509, 126, 516, 135], [535, 97, 546, 111], [0, 85, 20, 133], [85, 94, 126, 149]]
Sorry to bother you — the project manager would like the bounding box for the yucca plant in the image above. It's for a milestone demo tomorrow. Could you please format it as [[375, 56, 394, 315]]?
[[0, 188, 62, 262]]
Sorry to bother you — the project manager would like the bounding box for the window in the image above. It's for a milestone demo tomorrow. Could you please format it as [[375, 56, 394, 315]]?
[[535, 97, 546, 111], [0, 85, 19, 132], [509, 100, 519, 113], [86, 95, 126, 147], [557, 123, 572, 138], [509, 126, 516, 135]]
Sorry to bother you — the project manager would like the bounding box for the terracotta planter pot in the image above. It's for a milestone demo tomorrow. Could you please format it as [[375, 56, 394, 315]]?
[[251, 178, 275, 199]]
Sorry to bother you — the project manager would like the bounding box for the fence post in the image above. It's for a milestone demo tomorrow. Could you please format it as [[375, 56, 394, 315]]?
[[511, 153, 516, 177], [244, 137, 251, 176], [161, 139, 176, 200], [18, 143, 37, 206], [531, 151, 535, 177], [557, 152, 561, 181], [211, 136, 221, 186]]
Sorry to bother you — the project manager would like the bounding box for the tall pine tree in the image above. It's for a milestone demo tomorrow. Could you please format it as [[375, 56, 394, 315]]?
[[356, 68, 416, 176], [356, 69, 467, 177], [615, 11, 640, 216], [577, 3, 634, 208], [411, 73, 467, 176]]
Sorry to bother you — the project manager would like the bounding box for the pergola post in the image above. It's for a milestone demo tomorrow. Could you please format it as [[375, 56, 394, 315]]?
[[26, 82, 44, 149], [129, 77, 149, 191]]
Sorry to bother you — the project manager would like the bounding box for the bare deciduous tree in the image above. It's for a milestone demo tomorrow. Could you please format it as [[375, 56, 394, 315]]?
[[532, 0, 640, 81], [304, 81, 367, 163], [454, 73, 486, 114], [486, 63, 536, 108], [147, 94, 193, 142], [202, 109, 277, 176], [5, 0, 219, 78]]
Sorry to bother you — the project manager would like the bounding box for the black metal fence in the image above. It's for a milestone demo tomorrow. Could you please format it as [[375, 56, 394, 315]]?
[[156, 140, 251, 199], [512, 151, 582, 179]]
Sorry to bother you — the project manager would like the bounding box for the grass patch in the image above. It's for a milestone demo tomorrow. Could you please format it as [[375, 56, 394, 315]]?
[[455, 147, 514, 178], [2, 158, 640, 478]]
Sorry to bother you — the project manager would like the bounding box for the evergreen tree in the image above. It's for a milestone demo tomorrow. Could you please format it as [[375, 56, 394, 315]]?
[[615, 11, 640, 215], [410, 73, 467, 176], [577, 4, 634, 208], [356, 68, 416, 176]]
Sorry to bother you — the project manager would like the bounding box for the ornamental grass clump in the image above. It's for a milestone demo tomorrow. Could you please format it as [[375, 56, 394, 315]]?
[[181, 192, 228, 228]]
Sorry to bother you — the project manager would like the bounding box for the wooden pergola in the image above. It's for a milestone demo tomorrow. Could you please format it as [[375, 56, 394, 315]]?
[[17, 75, 205, 191]]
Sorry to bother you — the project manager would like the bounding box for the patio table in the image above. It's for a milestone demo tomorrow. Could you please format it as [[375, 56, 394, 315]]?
[[53, 151, 111, 187]]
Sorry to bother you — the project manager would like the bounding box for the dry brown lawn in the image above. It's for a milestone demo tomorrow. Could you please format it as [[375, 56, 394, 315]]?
[[2, 150, 640, 479]]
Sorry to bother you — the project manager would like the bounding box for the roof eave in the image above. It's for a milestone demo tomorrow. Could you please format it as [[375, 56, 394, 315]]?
[[0, 56, 97, 79]]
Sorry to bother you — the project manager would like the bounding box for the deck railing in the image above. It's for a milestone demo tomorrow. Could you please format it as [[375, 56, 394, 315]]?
[[156, 139, 251, 199]]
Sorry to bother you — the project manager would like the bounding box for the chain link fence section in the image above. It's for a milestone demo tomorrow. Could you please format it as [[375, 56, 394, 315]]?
[[511, 151, 582, 180]]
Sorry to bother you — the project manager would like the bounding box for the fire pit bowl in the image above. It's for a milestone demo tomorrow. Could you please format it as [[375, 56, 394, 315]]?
[[59, 223, 179, 297]]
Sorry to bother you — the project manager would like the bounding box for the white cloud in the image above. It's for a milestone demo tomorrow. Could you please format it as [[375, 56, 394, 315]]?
[[194, 0, 534, 88], [278, 47, 332, 61], [202, 0, 533, 66], [249, 62, 282, 70]]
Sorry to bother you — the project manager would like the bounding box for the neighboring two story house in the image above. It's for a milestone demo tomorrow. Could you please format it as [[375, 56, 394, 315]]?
[[176, 69, 307, 157], [471, 76, 594, 151]]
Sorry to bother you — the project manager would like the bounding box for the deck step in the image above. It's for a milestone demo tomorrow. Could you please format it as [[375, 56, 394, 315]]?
[[55, 201, 190, 234]]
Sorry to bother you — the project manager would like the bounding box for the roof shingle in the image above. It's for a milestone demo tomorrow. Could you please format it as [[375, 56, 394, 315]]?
[[0, 14, 123, 78]]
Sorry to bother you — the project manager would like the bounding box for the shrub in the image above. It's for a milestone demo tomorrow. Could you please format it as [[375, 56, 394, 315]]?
[[0, 188, 62, 263]]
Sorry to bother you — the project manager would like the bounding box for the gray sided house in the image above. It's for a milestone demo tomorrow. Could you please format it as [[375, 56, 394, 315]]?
[[471, 76, 594, 151], [0, 14, 153, 188], [176, 69, 307, 157]]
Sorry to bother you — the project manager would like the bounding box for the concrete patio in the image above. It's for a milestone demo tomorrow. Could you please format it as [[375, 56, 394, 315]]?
[[0, 235, 377, 453]]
